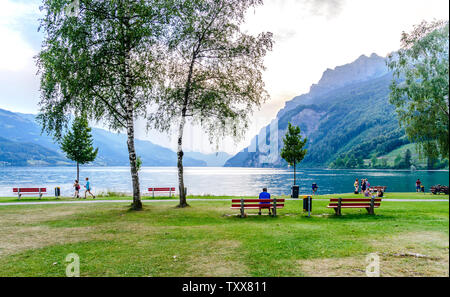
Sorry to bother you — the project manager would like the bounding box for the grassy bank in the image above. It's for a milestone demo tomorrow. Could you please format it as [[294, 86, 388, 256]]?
[[0, 196, 448, 276]]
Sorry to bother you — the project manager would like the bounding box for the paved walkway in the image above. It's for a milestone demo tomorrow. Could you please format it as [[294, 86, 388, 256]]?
[[0, 198, 448, 207]]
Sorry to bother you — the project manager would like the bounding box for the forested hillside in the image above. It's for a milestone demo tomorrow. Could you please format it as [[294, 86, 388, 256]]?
[[225, 54, 448, 169]]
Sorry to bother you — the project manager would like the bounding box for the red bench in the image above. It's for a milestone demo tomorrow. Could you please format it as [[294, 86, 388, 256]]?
[[327, 197, 382, 215], [13, 188, 47, 200], [148, 187, 175, 198], [231, 198, 285, 217], [370, 186, 387, 193]]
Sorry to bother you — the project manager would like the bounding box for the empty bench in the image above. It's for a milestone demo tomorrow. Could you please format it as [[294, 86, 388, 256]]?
[[148, 187, 175, 198], [327, 197, 381, 215], [13, 188, 47, 200], [231, 198, 285, 217]]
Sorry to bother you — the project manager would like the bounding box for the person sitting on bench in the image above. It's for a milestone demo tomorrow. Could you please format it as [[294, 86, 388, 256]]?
[[259, 188, 271, 216]]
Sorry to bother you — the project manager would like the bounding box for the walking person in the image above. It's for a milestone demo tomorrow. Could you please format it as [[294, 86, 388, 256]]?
[[84, 177, 96, 199], [73, 180, 81, 199], [312, 182, 318, 195], [354, 178, 359, 194]]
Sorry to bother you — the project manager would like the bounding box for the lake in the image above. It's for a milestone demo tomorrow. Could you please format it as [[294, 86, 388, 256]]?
[[0, 166, 448, 197]]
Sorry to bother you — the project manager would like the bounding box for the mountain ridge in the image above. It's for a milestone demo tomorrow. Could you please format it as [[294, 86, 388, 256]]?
[[0, 108, 230, 167]]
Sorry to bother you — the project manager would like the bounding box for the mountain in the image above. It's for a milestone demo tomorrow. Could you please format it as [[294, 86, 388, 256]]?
[[0, 136, 67, 166], [184, 152, 231, 167], [0, 108, 214, 166], [225, 53, 410, 168]]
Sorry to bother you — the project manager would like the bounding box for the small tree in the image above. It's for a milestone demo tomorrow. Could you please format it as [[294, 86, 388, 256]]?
[[280, 123, 307, 185], [61, 116, 98, 181]]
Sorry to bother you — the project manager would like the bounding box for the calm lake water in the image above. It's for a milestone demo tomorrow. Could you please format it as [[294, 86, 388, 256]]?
[[0, 167, 448, 197]]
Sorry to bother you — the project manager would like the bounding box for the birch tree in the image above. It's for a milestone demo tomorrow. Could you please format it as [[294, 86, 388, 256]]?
[[149, 0, 273, 207], [37, 0, 170, 210]]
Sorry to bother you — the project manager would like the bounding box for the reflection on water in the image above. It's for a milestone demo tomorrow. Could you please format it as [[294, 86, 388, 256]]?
[[0, 167, 448, 197]]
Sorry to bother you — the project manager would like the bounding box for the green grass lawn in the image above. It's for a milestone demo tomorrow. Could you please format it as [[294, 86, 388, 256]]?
[[0, 195, 448, 277]]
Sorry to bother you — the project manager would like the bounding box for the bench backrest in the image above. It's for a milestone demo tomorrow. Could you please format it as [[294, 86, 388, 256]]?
[[329, 198, 381, 207], [13, 188, 47, 193], [231, 198, 285, 208], [148, 187, 175, 192], [370, 186, 386, 191]]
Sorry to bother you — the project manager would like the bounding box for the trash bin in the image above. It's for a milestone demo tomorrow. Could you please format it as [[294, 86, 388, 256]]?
[[54, 187, 60, 198], [303, 195, 312, 212], [291, 185, 300, 198]]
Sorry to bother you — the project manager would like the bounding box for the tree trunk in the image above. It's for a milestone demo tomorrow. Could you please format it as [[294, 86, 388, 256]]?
[[77, 162, 79, 182], [126, 113, 142, 210], [294, 162, 296, 186], [177, 115, 189, 208]]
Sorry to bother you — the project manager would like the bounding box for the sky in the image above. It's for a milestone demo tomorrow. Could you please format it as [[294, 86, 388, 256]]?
[[0, 0, 449, 154]]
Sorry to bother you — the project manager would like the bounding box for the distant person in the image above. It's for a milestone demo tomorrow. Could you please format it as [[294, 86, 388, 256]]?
[[354, 179, 359, 194], [73, 180, 80, 199], [420, 184, 425, 193], [377, 189, 384, 197], [364, 188, 371, 197], [416, 179, 422, 192], [312, 183, 318, 195], [361, 179, 367, 194], [84, 177, 96, 199], [258, 187, 271, 216], [366, 179, 370, 189]]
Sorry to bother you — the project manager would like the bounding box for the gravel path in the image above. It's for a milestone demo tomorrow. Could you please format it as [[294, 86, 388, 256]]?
[[0, 198, 448, 207]]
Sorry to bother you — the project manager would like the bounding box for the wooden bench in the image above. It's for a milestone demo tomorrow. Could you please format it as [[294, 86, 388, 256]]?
[[13, 188, 47, 200], [148, 187, 175, 198], [370, 186, 387, 193], [430, 185, 449, 195], [231, 198, 285, 217], [327, 197, 381, 215]]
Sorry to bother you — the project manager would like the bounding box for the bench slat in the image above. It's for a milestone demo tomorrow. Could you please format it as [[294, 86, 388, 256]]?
[[13, 188, 47, 193], [231, 199, 285, 203], [148, 187, 175, 192], [327, 205, 380, 209], [328, 203, 380, 207], [329, 198, 381, 202], [231, 206, 285, 209], [231, 204, 285, 208]]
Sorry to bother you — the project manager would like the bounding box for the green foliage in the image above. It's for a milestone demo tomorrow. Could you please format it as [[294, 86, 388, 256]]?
[[280, 123, 308, 167], [136, 156, 142, 172], [60, 117, 98, 166], [387, 20, 449, 160], [36, 0, 169, 135], [149, 0, 273, 143]]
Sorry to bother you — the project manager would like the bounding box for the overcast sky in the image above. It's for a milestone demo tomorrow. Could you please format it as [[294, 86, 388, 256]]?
[[0, 0, 448, 154]]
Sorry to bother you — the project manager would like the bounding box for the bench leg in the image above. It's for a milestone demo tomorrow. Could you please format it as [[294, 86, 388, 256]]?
[[366, 207, 375, 215], [333, 207, 341, 216], [240, 207, 245, 218]]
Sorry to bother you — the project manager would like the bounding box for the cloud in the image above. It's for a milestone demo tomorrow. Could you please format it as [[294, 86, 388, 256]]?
[[304, 0, 346, 19]]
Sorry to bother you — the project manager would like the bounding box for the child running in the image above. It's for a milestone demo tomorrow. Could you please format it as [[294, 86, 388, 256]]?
[[84, 177, 96, 199]]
